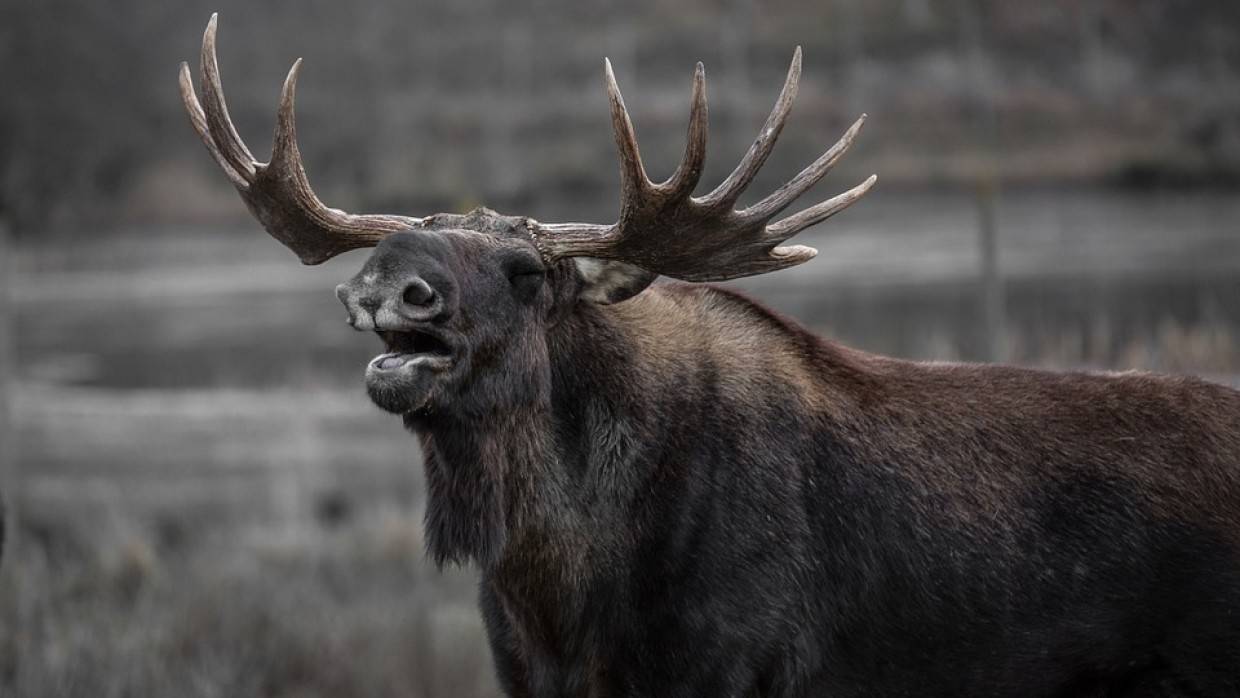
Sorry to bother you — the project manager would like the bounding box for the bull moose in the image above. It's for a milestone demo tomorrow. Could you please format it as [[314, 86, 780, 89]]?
[[180, 16, 1240, 697]]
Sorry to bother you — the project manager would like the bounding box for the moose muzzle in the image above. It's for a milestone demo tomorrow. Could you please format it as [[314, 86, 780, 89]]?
[[336, 273, 445, 332], [335, 258, 458, 414]]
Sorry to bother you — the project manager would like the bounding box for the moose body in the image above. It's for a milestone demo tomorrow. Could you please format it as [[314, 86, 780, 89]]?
[[416, 274, 1240, 697], [181, 16, 1240, 696]]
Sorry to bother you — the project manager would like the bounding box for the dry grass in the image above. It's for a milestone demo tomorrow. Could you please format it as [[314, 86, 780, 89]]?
[[1, 378, 503, 697], [0, 511, 498, 698]]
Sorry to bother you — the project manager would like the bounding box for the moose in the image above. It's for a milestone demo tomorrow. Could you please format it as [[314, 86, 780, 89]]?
[[181, 16, 1240, 697]]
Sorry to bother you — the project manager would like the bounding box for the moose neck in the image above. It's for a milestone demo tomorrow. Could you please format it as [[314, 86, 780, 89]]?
[[406, 283, 866, 581], [405, 289, 688, 577], [409, 403, 566, 571]]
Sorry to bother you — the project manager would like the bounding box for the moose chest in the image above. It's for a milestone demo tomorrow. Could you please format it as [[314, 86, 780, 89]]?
[[482, 549, 626, 697]]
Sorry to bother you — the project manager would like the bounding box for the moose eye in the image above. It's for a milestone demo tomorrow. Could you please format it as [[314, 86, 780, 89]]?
[[505, 256, 546, 301], [503, 253, 545, 281], [509, 269, 544, 298]]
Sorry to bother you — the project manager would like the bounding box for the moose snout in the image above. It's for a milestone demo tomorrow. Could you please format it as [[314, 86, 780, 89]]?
[[336, 273, 446, 331]]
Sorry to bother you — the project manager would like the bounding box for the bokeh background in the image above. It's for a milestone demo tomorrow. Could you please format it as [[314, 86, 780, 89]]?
[[2, 1, 1239, 695]]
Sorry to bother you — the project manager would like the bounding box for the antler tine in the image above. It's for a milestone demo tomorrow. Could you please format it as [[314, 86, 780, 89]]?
[[528, 48, 875, 283], [179, 62, 250, 191], [766, 174, 877, 242], [745, 115, 866, 223], [699, 47, 801, 209], [260, 56, 386, 248], [604, 58, 652, 207], [199, 14, 257, 182], [269, 58, 304, 172], [180, 15, 419, 265], [662, 62, 708, 197]]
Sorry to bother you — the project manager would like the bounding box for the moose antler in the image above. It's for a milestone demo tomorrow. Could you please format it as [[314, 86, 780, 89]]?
[[178, 14, 418, 264], [528, 49, 875, 282], [180, 16, 874, 281]]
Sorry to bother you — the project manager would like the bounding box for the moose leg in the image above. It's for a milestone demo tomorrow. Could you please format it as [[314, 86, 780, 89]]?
[[480, 580, 534, 698], [1150, 565, 1240, 697]]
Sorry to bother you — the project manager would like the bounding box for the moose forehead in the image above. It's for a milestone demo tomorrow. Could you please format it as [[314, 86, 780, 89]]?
[[361, 207, 536, 273], [410, 207, 535, 240]]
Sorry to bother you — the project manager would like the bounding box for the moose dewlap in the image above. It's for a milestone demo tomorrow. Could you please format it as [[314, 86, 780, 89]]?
[[181, 15, 1240, 697]]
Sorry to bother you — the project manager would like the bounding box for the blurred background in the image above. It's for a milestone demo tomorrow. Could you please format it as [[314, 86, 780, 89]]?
[[2, 0, 1239, 695]]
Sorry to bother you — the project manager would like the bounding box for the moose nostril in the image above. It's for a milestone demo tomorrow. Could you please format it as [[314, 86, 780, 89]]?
[[402, 278, 436, 306]]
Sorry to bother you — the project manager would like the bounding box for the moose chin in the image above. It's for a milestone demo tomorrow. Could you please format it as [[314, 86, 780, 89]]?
[[181, 14, 1240, 697]]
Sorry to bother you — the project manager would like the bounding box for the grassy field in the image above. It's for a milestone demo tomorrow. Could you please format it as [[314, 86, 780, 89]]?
[[4, 227, 508, 696], [2, 188, 1239, 696]]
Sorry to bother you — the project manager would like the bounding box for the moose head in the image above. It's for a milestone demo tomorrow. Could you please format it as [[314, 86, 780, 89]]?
[[179, 14, 874, 420]]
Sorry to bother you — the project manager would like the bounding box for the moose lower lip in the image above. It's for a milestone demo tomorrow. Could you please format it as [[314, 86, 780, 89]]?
[[377, 354, 412, 370], [369, 352, 452, 372]]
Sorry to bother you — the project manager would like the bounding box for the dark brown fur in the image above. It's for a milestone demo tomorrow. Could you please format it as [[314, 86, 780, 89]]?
[[334, 225, 1240, 697], [178, 20, 1240, 691]]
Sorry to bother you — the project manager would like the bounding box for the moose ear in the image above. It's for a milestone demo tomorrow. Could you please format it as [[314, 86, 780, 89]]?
[[573, 258, 657, 305]]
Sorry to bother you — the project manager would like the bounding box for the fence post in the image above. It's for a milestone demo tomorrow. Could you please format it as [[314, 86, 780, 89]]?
[[977, 179, 1005, 362], [959, 0, 1006, 363], [0, 220, 15, 561]]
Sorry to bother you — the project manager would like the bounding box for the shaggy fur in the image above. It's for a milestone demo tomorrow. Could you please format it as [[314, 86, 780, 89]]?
[[338, 220, 1240, 697]]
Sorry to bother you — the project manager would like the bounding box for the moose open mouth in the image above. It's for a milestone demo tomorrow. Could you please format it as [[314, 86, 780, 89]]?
[[365, 328, 456, 414], [370, 329, 455, 372]]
